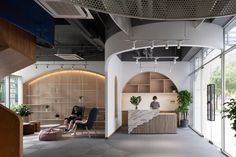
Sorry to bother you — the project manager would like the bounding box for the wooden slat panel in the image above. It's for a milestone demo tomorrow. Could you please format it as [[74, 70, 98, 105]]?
[[122, 111, 128, 127], [0, 104, 23, 157]]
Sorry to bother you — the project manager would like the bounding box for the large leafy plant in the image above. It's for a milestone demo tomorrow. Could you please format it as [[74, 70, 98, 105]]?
[[11, 104, 32, 117], [177, 90, 192, 120], [130, 96, 142, 110], [222, 98, 236, 136]]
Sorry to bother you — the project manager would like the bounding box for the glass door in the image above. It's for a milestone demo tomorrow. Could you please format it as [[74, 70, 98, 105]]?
[[202, 56, 222, 147]]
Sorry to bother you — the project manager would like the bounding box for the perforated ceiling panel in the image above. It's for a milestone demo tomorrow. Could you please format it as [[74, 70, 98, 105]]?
[[69, 0, 236, 20]]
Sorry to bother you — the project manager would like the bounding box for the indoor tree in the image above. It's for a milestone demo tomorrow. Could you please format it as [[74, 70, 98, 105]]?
[[177, 90, 192, 127], [222, 98, 236, 136]]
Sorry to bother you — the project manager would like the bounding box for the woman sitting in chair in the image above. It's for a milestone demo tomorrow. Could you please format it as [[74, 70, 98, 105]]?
[[64, 105, 84, 132], [68, 108, 98, 137]]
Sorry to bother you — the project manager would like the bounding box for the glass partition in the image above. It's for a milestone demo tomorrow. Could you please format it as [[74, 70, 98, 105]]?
[[0, 79, 5, 105], [202, 56, 221, 147], [225, 49, 236, 156], [225, 19, 236, 50]]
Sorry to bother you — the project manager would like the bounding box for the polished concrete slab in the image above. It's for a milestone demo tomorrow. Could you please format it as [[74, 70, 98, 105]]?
[[24, 128, 225, 157]]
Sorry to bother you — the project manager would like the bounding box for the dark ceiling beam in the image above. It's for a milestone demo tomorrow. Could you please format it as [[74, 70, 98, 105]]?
[[66, 19, 104, 51]]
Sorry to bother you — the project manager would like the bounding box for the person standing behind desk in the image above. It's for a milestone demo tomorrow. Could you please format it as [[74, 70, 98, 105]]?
[[150, 96, 160, 109]]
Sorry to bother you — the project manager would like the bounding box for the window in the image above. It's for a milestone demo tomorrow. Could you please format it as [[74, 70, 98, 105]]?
[[9, 76, 19, 106], [0, 79, 5, 105], [225, 49, 236, 156], [202, 56, 221, 147], [225, 18, 236, 50]]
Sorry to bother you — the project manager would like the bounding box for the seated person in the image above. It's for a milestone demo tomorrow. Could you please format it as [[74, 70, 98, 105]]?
[[67, 119, 87, 135], [150, 96, 160, 109], [64, 105, 84, 131]]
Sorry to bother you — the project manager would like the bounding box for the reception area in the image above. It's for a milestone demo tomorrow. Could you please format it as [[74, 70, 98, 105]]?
[[2, 1, 236, 157]]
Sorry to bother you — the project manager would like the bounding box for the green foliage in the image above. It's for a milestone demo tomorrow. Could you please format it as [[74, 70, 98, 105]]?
[[130, 96, 142, 109], [222, 98, 236, 136], [210, 61, 236, 95], [210, 66, 221, 95], [177, 90, 192, 120], [11, 104, 32, 117]]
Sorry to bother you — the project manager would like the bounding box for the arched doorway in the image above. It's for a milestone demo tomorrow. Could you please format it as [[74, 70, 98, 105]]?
[[122, 71, 178, 126]]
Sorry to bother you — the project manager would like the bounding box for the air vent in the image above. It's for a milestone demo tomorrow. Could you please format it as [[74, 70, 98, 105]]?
[[55, 54, 84, 60], [34, 0, 93, 19]]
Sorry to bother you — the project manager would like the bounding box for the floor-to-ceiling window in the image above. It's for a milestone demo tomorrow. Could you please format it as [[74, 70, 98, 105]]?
[[202, 49, 222, 147], [190, 48, 222, 148], [0, 79, 5, 105], [0, 75, 22, 108], [192, 52, 203, 133], [224, 49, 236, 156], [9, 75, 19, 106]]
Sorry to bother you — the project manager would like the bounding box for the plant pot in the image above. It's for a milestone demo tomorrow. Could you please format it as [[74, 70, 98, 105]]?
[[180, 119, 188, 127], [22, 116, 29, 123]]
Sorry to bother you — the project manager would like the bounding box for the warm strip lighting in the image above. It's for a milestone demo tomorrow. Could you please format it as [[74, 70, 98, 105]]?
[[29, 70, 105, 85]]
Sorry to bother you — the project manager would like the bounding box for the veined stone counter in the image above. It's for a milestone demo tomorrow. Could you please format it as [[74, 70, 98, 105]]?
[[128, 110, 177, 134], [128, 109, 159, 133]]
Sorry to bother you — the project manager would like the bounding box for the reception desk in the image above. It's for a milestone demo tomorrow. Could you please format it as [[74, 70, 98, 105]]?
[[128, 110, 177, 134]]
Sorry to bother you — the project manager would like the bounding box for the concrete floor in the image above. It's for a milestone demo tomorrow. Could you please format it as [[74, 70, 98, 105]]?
[[24, 128, 225, 157]]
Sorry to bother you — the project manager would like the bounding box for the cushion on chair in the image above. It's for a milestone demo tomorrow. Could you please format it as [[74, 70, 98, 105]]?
[[39, 128, 62, 141]]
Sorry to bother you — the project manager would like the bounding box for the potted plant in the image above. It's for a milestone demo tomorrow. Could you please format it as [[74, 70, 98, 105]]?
[[11, 104, 32, 122], [177, 90, 192, 127], [45, 105, 49, 112], [79, 96, 84, 103], [130, 96, 142, 110], [55, 113, 60, 119], [222, 98, 236, 136], [171, 85, 177, 93]]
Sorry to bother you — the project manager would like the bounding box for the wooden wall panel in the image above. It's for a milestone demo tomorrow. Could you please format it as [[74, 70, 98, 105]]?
[[24, 70, 105, 128], [122, 111, 128, 127], [0, 19, 36, 79], [0, 104, 23, 157]]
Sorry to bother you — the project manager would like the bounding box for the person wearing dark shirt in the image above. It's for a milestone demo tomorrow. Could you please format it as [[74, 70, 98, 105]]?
[[64, 105, 83, 131], [150, 96, 160, 109]]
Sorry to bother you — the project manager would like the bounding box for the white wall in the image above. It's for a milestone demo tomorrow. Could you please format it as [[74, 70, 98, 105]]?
[[105, 55, 122, 138], [13, 61, 105, 82], [122, 93, 178, 111]]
